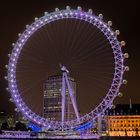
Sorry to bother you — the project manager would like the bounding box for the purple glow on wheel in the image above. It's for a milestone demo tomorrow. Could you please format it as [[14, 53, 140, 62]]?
[[7, 8, 125, 130]]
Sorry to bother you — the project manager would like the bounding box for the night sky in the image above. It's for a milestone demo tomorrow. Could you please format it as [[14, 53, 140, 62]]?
[[0, 0, 139, 116]]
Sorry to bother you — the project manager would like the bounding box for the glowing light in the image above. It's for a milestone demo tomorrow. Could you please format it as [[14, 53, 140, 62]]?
[[14, 53, 17, 57], [50, 16, 53, 19], [10, 74, 14, 77], [54, 14, 58, 18], [95, 18, 98, 21], [107, 28, 111, 32], [11, 84, 15, 88], [12, 58, 16, 62], [65, 13, 68, 16], [12, 90, 16, 93], [22, 108, 25, 111], [45, 18, 48, 22], [14, 95, 17, 98], [59, 13, 63, 16], [35, 24, 39, 27], [31, 27, 35, 31], [40, 21, 43, 24], [28, 31, 31, 34], [10, 69, 14, 72]]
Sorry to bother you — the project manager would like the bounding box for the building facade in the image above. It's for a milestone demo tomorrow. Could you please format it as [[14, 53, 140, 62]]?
[[43, 75, 76, 121], [105, 104, 140, 136]]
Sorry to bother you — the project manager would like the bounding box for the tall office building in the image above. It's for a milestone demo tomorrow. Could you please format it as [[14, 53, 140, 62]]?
[[43, 75, 77, 121]]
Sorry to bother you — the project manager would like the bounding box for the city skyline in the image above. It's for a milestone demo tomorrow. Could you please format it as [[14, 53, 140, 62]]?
[[0, 0, 139, 116]]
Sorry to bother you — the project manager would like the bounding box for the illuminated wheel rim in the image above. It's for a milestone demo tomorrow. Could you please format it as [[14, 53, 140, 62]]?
[[7, 7, 125, 130]]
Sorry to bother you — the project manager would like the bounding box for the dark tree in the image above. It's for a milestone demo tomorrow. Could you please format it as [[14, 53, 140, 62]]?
[[1, 121, 9, 130], [15, 121, 27, 131]]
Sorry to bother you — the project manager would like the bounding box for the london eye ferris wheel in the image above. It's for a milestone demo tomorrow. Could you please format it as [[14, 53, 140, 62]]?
[[6, 6, 129, 130]]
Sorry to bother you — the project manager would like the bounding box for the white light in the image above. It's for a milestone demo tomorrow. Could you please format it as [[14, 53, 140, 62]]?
[[85, 14, 88, 17], [18, 44, 21, 47], [65, 13, 68, 16], [99, 21, 102, 24], [12, 58, 16, 62], [16, 48, 19, 52], [21, 39, 24, 42], [22, 108, 25, 111], [24, 35, 27, 38], [12, 43, 15, 47], [95, 18, 98, 21], [54, 15, 58, 18], [45, 18, 48, 22], [90, 16, 93, 19], [28, 31, 31, 34], [18, 33, 21, 37], [34, 17, 38, 21], [103, 24, 107, 28], [59, 13, 63, 16], [111, 32, 114, 36], [11, 84, 14, 88], [32, 27, 35, 31], [5, 65, 8, 68], [107, 28, 110, 31], [19, 104, 22, 107], [70, 12, 73, 15], [14, 53, 17, 57], [11, 79, 14, 83], [13, 90, 16, 93], [50, 16, 53, 19], [11, 69, 14, 72], [36, 24, 39, 27], [40, 21, 43, 24]]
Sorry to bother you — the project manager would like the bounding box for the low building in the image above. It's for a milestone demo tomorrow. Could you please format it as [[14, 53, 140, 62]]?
[[105, 104, 140, 136]]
